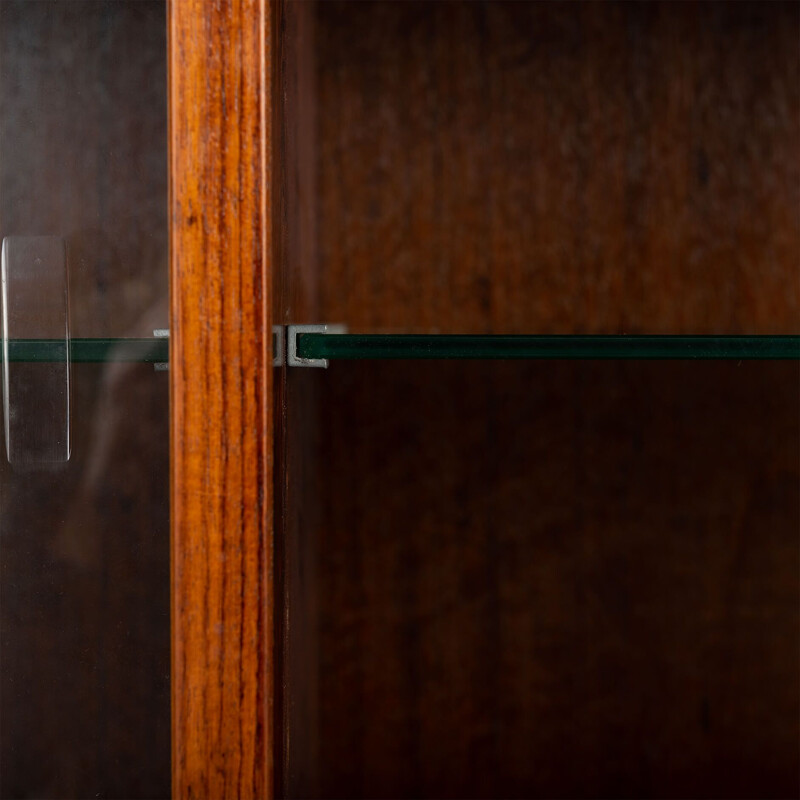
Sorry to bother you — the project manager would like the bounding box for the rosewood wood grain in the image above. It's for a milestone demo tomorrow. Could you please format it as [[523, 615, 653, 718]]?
[[170, 2, 273, 798]]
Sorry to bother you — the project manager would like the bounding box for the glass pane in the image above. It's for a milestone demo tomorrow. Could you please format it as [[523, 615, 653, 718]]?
[[2, 237, 70, 464], [283, 359, 799, 799], [0, 3, 169, 798]]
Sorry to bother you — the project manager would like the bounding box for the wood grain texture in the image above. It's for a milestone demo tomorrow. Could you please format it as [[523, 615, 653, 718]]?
[[314, 360, 798, 799], [0, 4, 170, 797], [278, 2, 800, 797], [315, 1, 800, 334], [170, 1, 273, 798], [274, 2, 322, 797]]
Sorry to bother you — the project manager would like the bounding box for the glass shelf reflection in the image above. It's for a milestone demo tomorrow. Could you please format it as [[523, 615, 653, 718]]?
[[6, 338, 169, 363]]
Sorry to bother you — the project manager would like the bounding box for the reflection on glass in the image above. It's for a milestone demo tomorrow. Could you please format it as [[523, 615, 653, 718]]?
[[0, 3, 169, 798], [2, 236, 70, 464]]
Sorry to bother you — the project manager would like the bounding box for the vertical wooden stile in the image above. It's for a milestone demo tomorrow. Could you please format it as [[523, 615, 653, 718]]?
[[170, 2, 274, 797]]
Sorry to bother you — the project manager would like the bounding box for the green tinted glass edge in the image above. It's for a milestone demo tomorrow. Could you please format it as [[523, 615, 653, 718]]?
[[297, 334, 800, 361], [7, 338, 169, 363], [5, 335, 800, 363]]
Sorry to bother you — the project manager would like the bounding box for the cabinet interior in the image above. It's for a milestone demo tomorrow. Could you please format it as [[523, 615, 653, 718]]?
[[276, 2, 798, 798]]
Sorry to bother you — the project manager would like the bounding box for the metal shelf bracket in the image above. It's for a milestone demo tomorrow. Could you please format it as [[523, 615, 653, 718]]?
[[286, 324, 346, 368]]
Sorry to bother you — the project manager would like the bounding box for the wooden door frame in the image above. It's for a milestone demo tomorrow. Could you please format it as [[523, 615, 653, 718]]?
[[169, 1, 275, 797]]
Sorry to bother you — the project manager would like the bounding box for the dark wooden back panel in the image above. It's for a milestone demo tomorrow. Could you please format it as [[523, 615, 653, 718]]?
[[315, 1, 799, 334], [279, 2, 800, 798], [315, 359, 798, 799]]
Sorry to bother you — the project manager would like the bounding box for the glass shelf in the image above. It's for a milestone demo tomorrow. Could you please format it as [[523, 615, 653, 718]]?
[[4, 335, 800, 363], [5, 338, 169, 363], [297, 334, 800, 361]]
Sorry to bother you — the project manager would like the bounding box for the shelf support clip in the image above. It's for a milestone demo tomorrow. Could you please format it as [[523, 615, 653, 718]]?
[[286, 324, 346, 368]]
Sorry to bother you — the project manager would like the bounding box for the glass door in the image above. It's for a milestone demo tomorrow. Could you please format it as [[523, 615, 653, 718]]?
[[0, 3, 169, 797]]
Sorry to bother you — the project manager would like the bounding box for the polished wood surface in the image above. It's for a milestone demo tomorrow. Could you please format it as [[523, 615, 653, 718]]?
[[279, 2, 800, 797], [170, 1, 274, 797]]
